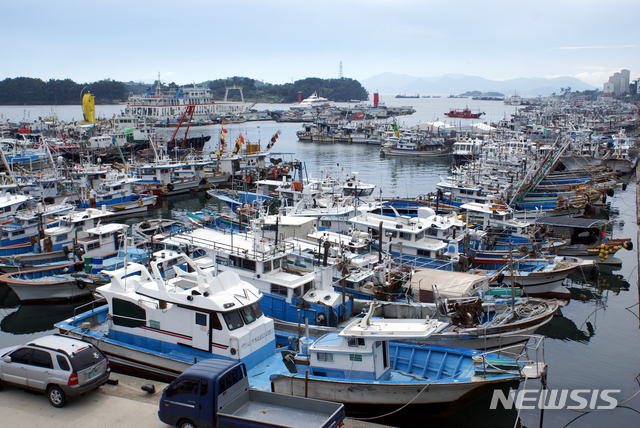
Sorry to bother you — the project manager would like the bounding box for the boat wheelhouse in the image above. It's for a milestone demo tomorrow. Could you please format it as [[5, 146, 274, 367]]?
[[160, 228, 352, 327]]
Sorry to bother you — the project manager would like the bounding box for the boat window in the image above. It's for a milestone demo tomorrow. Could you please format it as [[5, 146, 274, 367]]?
[[317, 352, 334, 363], [415, 231, 424, 240], [240, 305, 257, 325], [223, 310, 244, 331], [293, 286, 302, 297], [399, 232, 412, 241], [347, 338, 365, 347], [112, 298, 147, 327], [273, 258, 281, 269], [56, 234, 68, 242], [195, 312, 207, 326], [263, 261, 271, 273], [251, 303, 263, 318], [87, 242, 101, 251], [270, 284, 287, 296], [211, 312, 223, 330], [385, 231, 397, 239], [359, 188, 374, 197], [303, 281, 312, 295]]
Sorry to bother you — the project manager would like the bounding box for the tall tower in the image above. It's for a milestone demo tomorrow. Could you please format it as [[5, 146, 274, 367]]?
[[339, 61, 343, 79]]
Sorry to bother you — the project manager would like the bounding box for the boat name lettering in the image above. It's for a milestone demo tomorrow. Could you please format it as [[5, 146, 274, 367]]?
[[242, 329, 274, 347], [349, 354, 363, 362], [149, 320, 160, 329]]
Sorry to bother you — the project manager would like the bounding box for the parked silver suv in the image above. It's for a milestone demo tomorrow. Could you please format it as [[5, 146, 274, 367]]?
[[0, 334, 110, 407]]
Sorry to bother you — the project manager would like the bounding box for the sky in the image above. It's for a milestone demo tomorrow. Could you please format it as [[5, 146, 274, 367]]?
[[2, 0, 638, 89]]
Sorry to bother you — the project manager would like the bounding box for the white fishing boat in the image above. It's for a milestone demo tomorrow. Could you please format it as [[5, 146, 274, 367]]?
[[348, 207, 465, 261], [256, 304, 546, 417], [55, 250, 276, 379], [159, 227, 352, 328], [0, 192, 31, 225]]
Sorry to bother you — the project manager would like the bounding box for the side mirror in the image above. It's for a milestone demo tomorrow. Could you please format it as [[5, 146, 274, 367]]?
[[3, 356, 11, 363]]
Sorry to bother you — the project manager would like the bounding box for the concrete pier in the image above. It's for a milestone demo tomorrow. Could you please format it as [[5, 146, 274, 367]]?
[[0, 373, 389, 428]]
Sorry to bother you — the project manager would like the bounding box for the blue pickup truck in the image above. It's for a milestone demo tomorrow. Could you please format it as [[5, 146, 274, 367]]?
[[158, 358, 345, 428]]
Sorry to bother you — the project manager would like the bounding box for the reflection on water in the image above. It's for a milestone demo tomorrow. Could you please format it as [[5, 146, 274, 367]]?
[[535, 310, 595, 344], [0, 289, 93, 335]]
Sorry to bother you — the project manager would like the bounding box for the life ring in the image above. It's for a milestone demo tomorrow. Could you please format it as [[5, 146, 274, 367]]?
[[77, 280, 86, 290], [167, 183, 175, 192], [273, 169, 278, 179], [518, 148, 522, 153]]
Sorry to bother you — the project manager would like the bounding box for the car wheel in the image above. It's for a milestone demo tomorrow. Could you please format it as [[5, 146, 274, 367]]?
[[178, 419, 197, 428], [48, 385, 66, 408]]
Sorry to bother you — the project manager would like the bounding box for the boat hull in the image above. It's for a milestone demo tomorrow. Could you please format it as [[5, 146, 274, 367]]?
[[1, 263, 92, 302], [269, 373, 520, 417]]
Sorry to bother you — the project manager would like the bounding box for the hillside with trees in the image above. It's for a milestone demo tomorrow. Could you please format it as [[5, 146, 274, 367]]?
[[0, 77, 127, 105], [0, 76, 368, 105]]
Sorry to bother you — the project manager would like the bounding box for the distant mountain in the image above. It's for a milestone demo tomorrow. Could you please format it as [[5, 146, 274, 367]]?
[[361, 73, 596, 96]]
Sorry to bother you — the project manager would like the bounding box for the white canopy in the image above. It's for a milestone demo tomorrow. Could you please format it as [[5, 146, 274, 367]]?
[[410, 268, 488, 302]]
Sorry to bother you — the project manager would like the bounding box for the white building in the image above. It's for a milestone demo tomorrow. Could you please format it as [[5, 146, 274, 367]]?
[[604, 69, 630, 95]]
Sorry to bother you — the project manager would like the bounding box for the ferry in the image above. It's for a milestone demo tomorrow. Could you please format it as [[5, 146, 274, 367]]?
[[124, 79, 254, 122]]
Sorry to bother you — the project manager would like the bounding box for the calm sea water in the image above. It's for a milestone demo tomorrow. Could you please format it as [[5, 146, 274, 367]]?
[[1, 96, 638, 427]]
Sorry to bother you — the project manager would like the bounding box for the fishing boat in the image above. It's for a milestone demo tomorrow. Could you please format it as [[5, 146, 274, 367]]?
[[55, 250, 276, 379], [381, 138, 449, 157], [470, 256, 595, 299], [159, 229, 353, 328], [533, 215, 632, 270], [444, 108, 485, 119], [306, 297, 561, 350], [0, 200, 74, 247], [0, 192, 31, 225], [347, 207, 466, 261], [258, 304, 546, 417], [1, 262, 86, 302], [133, 218, 190, 241]]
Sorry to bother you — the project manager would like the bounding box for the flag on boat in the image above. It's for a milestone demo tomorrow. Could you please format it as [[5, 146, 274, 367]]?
[[267, 130, 281, 149], [233, 134, 244, 153], [392, 119, 399, 137]]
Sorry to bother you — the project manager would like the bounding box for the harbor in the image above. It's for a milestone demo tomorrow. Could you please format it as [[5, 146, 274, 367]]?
[[0, 94, 639, 428]]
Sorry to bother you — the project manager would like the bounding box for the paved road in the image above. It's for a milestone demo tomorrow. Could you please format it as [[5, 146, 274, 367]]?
[[0, 373, 388, 428]]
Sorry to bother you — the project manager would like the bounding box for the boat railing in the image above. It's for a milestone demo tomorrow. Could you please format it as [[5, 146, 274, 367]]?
[[473, 334, 546, 379], [172, 230, 294, 262], [72, 294, 107, 321]]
